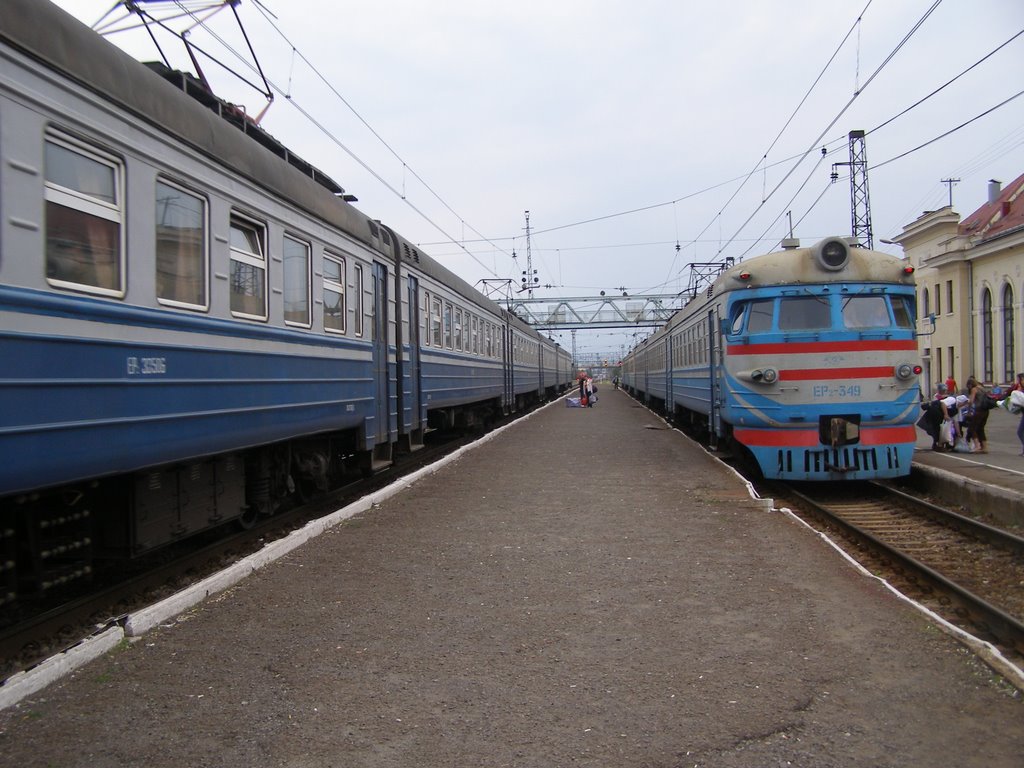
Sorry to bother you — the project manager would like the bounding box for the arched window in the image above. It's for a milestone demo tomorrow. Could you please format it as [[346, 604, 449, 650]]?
[[1003, 283, 1015, 383], [981, 288, 993, 382], [921, 287, 930, 318]]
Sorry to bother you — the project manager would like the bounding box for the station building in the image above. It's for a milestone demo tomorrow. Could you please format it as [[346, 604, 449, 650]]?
[[893, 173, 1024, 392]]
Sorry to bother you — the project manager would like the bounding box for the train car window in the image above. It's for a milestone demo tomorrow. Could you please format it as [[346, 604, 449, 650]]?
[[747, 299, 774, 333], [353, 263, 364, 336], [454, 308, 463, 351], [891, 296, 915, 329], [228, 215, 267, 319], [422, 290, 430, 346], [323, 252, 346, 333], [444, 302, 453, 349], [44, 133, 124, 297], [283, 235, 311, 327], [778, 296, 830, 330], [431, 296, 442, 346], [472, 316, 479, 355], [155, 179, 207, 309], [841, 295, 889, 329]]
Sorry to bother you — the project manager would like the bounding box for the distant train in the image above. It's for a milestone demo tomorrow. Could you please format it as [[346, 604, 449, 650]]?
[[621, 237, 921, 481], [0, 0, 571, 604]]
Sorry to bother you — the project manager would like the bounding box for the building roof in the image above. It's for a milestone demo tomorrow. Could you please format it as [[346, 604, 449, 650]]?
[[958, 172, 1024, 241]]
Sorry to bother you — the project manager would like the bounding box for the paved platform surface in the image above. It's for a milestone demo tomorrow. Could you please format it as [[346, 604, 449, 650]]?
[[0, 390, 1021, 767]]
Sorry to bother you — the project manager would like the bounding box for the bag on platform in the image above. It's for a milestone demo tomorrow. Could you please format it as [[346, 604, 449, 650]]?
[[1007, 390, 1024, 414], [938, 420, 953, 446], [953, 436, 973, 453]]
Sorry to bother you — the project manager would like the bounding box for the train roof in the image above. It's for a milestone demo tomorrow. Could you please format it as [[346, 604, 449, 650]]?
[[1, 0, 381, 252], [713, 238, 916, 293], [3, 0, 543, 336]]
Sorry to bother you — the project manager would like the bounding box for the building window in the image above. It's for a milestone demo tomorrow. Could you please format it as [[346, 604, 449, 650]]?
[[934, 284, 941, 315], [44, 132, 124, 296], [1003, 283, 1015, 383], [156, 179, 207, 309], [922, 287, 930, 317], [323, 252, 346, 333], [283, 234, 311, 327], [981, 288, 993, 382], [353, 263, 364, 337], [229, 215, 267, 319], [946, 280, 954, 315]]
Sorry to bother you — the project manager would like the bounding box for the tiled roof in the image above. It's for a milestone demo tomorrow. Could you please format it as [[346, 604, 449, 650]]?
[[958, 171, 1024, 241]]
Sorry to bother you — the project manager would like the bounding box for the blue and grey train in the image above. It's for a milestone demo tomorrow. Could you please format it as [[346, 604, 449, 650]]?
[[0, 0, 572, 603], [621, 237, 921, 481]]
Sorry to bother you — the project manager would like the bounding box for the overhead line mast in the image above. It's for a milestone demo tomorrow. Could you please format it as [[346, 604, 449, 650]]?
[[831, 129, 873, 249]]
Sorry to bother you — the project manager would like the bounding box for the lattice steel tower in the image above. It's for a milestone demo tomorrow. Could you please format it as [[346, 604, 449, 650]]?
[[846, 129, 873, 249]]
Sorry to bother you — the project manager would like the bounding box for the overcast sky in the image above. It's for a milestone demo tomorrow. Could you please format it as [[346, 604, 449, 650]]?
[[50, 0, 1024, 359]]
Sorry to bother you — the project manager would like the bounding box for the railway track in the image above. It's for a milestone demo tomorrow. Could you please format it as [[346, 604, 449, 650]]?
[[779, 481, 1024, 662]]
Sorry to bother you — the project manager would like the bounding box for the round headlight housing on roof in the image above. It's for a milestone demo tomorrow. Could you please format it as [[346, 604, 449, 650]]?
[[814, 237, 849, 271]]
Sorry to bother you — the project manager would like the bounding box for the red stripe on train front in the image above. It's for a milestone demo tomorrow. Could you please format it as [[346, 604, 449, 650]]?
[[727, 340, 917, 355], [734, 425, 917, 447], [780, 366, 893, 380]]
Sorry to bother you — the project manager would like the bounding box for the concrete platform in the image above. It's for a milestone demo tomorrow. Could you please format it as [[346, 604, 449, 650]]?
[[0, 390, 1021, 766], [907, 405, 1024, 529]]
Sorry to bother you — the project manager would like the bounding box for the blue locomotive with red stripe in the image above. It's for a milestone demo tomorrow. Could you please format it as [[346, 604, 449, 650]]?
[[621, 238, 921, 480]]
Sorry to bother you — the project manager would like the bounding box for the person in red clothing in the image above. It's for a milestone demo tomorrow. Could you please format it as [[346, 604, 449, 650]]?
[[945, 375, 958, 394]]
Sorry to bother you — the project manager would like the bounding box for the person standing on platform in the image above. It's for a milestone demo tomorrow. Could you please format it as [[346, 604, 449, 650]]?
[[964, 375, 990, 453], [584, 377, 595, 408], [1009, 372, 1024, 455], [945, 375, 958, 395]]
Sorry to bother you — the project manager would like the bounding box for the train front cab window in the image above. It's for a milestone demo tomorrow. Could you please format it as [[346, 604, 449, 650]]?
[[840, 295, 889, 329], [282, 234, 311, 327], [155, 178, 207, 309], [729, 298, 773, 335], [778, 296, 830, 330], [44, 131, 124, 297], [323, 252, 346, 333], [228, 214, 267, 320]]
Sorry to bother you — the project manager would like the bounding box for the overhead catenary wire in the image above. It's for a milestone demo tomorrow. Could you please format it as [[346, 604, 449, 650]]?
[[149, 0, 507, 275], [715, 0, 944, 260]]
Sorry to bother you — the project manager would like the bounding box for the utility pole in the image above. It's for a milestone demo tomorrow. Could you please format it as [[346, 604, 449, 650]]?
[[941, 177, 960, 207], [832, 130, 873, 249], [521, 210, 538, 298]]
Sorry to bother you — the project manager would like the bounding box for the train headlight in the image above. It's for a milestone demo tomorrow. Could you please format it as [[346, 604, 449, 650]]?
[[814, 237, 849, 271], [895, 363, 917, 380], [762, 367, 778, 383]]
